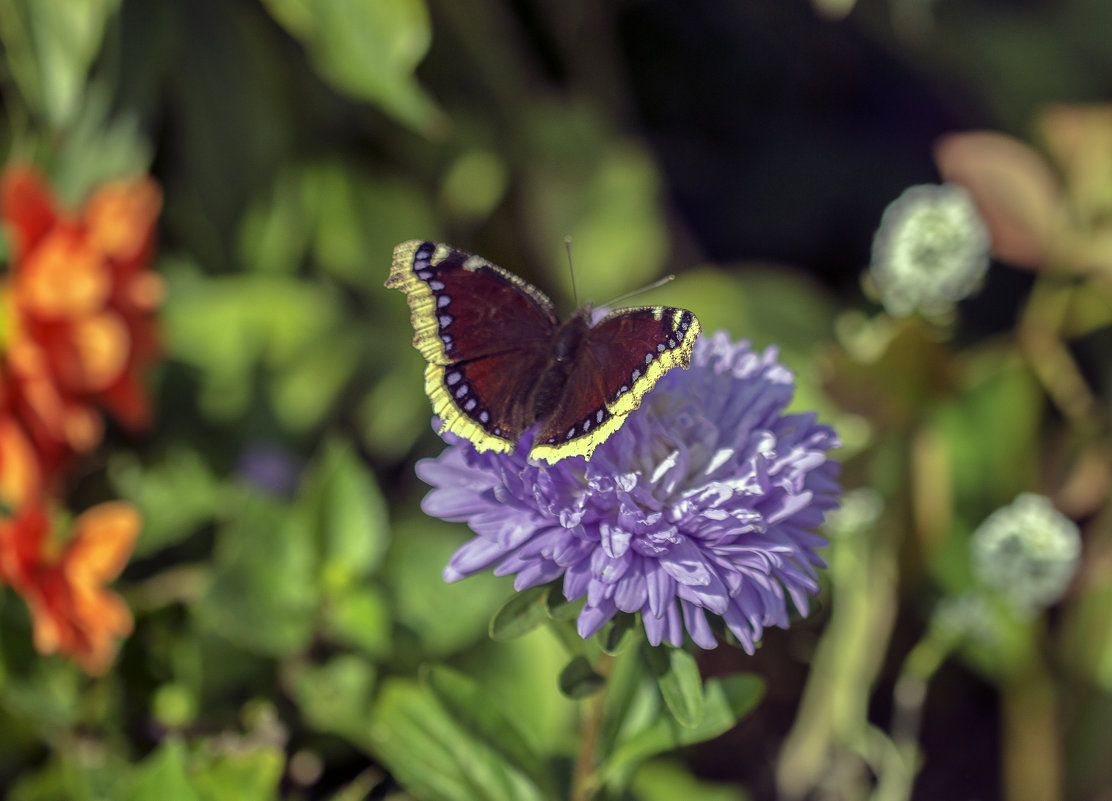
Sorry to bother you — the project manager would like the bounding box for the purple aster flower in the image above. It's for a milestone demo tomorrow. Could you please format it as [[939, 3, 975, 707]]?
[[415, 332, 841, 651]]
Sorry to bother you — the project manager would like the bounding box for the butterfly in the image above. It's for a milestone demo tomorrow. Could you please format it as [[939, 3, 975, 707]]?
[[387, 240, 701, 463]]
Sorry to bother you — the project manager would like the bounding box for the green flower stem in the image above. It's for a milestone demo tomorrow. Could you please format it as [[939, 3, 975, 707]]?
[[570, 653, 612, 801]]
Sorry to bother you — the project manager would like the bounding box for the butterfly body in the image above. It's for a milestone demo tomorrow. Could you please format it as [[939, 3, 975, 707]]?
[[388, 240, 700, 463]]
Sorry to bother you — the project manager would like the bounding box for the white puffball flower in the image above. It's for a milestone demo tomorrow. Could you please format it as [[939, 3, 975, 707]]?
[[971, 493, 1081, 614], [869, 183, 991, 317]]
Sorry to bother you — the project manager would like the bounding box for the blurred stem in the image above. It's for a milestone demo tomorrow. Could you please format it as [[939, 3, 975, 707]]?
[[776, 507, 899, 799], [1001, 649, 1063, 801], [869, 620, 959, 801], [570, 652, 612, 801], [1018, 277, 1100, 433]]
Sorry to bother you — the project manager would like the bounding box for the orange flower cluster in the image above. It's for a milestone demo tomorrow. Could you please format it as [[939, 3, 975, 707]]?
[[0, 164, 161, 674]]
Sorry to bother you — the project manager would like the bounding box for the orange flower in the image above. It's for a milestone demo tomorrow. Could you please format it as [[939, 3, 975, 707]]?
[[0, 501, 139, 675], [0, 164, 162, 491]]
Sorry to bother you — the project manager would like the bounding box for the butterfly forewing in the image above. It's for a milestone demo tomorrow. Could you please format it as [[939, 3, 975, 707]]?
[[390, 240, 560, 453], [389, 240, 559, 365], [531, 306, 701, 463]]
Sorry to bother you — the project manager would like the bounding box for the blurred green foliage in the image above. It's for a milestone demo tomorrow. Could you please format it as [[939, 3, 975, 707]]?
[[1, 0, 1112, 799]]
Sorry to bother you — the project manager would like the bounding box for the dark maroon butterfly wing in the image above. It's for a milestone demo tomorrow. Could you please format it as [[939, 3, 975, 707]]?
[[388, 240, 559, 452], [531, 306, 701, 462]]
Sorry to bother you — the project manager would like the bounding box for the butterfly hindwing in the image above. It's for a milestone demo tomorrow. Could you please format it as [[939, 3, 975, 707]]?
[[389, 240, 559, 453], [530, 306, 701, 463]]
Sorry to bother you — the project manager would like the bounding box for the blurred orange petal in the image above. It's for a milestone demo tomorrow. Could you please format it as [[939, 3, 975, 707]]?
[[0, 166, 57, 262], [84, 177, 162, 264], [63, 501, 140, 585], [0, 502, 47, 589], [15, 228, 111, 317], [100, 370, 153, 431], [61, 311, 130, 394], [0, 416, 41, 510], [3, 501, 138, 675], [934, 131, 1065, 269]]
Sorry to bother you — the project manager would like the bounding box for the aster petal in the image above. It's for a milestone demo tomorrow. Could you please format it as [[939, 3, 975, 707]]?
[[443, 538, 506, 582], [577, 599, 617, 640], [682, 602, 718, 649], [614, 570, 648, 612]]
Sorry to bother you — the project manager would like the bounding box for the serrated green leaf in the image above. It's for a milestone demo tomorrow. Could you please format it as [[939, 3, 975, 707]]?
[[601, 674, 765, 784], [558, 656, 605, 700], [645, 646, 705, 728], [490, 585, 550, 641], [426, 666, 559, 801]]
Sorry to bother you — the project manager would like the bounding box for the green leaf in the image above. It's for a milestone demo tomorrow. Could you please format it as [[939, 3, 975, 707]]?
[[545, 591, 583, 622], [125, 740, 202, 801], [426, 666, 559, 801], [299, 438, 391, 591], [0, 0, 121, 126], [164, 263, 348, 425], [109, 448, 223, 557], [601, 674, 765, 784], [599, 613, 637, 655], [191, 743, 285, 801], [386, 516, 511, 656], [630, 759, 750, 801], [558, 656, 606, 700], [490, 585, 551, 641], [194, 491, 316, 657], [369, 678, 548, 801], [286, 655, 377, 746], [261, 0, 444, 133], [322, 586, 393, 658], [645, 646, 705, 728]]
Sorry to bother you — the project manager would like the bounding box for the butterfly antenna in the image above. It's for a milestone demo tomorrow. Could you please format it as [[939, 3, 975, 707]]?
[[564, 236, 580, 308], [602, 274, 676, 308]]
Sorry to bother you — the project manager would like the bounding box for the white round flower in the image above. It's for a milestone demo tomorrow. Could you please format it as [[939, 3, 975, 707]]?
[[870, 183, 991, 317], [971, 493, 1081, 613]]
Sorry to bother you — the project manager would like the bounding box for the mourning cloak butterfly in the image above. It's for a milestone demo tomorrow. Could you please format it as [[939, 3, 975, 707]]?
[[387, 240, 701, 463]]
